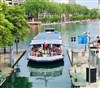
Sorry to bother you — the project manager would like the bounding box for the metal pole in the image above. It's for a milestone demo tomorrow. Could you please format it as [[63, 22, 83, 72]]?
[[10, 46, 14, 67], [84, 31, 91, 84], [88, 36, 91, 84], [97, 36, 100, 78], [85, 44, 86, 51], [72, 50, 73, 66]]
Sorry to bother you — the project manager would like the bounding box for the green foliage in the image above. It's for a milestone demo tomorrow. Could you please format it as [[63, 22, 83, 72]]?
[[4, 5, 30, 41], [74, 77, 78, 82], [47, 2, 63, 15], [97, 11, 100, 18], [0, 14, 14, 47], [24, 0, 48, 18], [90, 9, 98, 19], [41, 17, 50, 23], [71, 15, 90, 20], [24, 0, 94, 21], [50, 15, 60, 22], [0, 2, 29, 48]]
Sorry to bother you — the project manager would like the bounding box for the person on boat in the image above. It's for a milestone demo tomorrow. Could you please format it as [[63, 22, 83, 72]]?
[[42, 49, 45, 54], [31, 50, 36, 56], [44, 42, 49, 50], [49, 49, 51, 56]]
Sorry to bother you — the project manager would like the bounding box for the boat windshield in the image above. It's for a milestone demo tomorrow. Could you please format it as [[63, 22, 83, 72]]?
[[44, 28, 55, 32]]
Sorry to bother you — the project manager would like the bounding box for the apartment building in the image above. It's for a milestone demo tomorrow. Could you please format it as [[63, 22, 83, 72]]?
[[98, 0, 100, 10], [51, 0, 76, 4], [2, 0, 25, 6], [69, 0, 76, 4]]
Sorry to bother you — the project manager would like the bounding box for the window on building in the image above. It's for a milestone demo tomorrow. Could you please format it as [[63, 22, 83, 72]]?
[[71, 37, 76, 43]]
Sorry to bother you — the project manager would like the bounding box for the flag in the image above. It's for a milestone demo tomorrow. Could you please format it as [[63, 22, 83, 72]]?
[[78, 35, 88, 44]]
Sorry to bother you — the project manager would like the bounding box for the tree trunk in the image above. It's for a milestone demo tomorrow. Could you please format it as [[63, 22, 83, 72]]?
[[16, 42, 18, 54], [4, 47, 6, 53]]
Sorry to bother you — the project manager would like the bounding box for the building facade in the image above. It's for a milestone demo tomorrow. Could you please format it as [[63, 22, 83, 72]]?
[[2, 0, 25, 6], [51, 0, 76, 4], [68, 0, 76, 4], [98, 0, 100, 10], [2, 0, 76, 6]]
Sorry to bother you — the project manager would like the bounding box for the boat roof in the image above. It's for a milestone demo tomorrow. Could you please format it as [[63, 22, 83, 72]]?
[[34, 31, 61, 40], [30, 31, 62, 45]]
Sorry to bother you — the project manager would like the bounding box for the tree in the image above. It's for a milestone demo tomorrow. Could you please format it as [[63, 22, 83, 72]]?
[[4, 5, 29, 39], [90, 9, 98, 19], [0, 3, 14, 52], [50, 15, 60, 22], [0, 15, 14, 52], [4, 5, 30, 53], [24, 0, 48, 19]]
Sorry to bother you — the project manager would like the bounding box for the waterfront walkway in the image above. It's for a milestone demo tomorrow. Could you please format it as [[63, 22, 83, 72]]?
[[0, 48, 26, 86], [67, 49, 100, 88]]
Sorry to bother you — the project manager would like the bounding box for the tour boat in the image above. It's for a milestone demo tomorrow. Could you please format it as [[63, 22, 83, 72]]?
[[27, 28, 64, 62]]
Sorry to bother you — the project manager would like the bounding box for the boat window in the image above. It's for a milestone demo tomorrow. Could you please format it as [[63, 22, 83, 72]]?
[[44, 28, 55, 32], [53, 44, 60, 47]]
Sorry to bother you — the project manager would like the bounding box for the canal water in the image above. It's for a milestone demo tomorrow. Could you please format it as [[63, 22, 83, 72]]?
[[2, 20, 100, 88]]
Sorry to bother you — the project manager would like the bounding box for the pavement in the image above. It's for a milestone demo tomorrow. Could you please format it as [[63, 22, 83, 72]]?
[[0, 48, 26, 86], [67, 48, 100, 88]]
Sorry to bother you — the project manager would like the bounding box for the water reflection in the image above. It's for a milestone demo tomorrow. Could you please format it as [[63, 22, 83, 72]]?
[[27, 61, 64, 87], [30, 25, 41, 34], [2, 69, 32, 88]]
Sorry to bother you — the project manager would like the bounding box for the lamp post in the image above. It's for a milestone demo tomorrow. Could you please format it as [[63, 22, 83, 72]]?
[[84, 31, 91, 84], [84, 44, 87, 51], [84, 32, 88, 51]]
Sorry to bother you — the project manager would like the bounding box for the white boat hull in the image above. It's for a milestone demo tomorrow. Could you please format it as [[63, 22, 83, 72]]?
[[27, 54, 64, 62]]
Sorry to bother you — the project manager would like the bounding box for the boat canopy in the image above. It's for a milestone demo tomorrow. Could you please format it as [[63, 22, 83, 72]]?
[[30, 30, 62, 45], [33, 32, 61, 40], [30, 39, 62, 45]]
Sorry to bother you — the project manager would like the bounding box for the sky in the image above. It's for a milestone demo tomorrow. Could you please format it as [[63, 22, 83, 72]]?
[[76, 0, 98, 9], [54, 0, 98, 9]]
